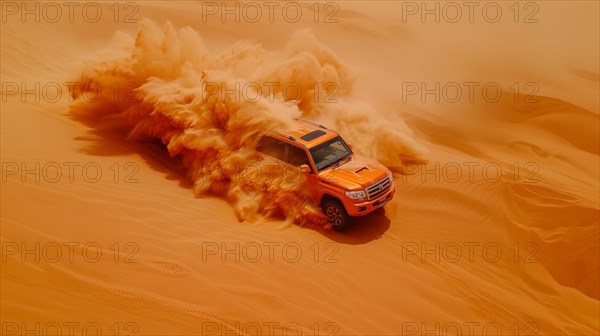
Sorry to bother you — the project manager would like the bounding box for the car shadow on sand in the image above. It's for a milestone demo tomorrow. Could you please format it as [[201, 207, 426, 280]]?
[[311, 208, 391, 244]]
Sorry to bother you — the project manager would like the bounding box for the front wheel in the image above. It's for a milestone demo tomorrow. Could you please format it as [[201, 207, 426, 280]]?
[[322, 200, 350, 231]]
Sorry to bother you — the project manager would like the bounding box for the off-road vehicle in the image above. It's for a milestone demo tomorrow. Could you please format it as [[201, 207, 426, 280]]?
[[257, 119, 395, 231]]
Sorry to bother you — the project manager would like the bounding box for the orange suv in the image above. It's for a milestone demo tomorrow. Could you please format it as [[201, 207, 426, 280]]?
[[257, 119, 395, 231]]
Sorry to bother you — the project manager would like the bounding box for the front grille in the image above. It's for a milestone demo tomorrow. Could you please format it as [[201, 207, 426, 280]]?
[[366, 176, 391, 200]]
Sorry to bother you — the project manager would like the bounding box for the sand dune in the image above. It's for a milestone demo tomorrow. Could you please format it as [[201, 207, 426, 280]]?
[[1, 1, 598, 335]]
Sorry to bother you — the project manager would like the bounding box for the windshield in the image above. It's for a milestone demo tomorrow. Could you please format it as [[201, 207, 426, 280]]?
[[309, 136, 352, 171]]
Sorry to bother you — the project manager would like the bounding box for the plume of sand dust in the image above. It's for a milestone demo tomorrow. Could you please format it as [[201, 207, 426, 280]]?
[[69, 19, 425, 227]]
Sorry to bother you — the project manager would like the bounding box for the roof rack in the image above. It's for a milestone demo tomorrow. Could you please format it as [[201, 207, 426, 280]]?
[[296, 118, 328, 129]]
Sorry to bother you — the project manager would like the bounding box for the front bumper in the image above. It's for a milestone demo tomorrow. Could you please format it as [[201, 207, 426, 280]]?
[[345, 183, 395, 216]]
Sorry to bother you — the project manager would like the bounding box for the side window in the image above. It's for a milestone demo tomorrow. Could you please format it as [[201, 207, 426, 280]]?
[[287, 145, 310, 168], [257, 136, 286, 161]]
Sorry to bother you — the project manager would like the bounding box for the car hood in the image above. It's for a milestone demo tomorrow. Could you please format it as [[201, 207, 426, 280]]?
[[318, 155, 389, 190]]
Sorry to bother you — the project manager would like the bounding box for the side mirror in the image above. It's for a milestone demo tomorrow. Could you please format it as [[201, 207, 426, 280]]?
[[347, 143, 353, 150], [300, 164, 311, 174]]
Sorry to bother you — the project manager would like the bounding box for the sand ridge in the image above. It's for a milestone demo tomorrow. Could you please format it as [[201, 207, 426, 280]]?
[[1, 1, 598, 335]]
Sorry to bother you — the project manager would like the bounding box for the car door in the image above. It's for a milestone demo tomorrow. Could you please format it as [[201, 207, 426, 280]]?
[[285, 143, 320, 200]]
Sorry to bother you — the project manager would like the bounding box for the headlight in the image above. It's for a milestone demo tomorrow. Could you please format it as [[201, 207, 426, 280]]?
[[387, 169, 393, 181], [345, 190, 366, 200]]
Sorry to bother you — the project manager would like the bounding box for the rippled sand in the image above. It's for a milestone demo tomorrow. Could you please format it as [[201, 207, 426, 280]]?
[[1, 1, 598, 335]]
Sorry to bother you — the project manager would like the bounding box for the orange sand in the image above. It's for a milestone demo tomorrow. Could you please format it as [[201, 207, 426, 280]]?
[[1, 1, 598, 335]]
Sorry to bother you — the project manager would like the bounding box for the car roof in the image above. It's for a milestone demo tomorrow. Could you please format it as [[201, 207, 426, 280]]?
[[268, 119, 339, 148]]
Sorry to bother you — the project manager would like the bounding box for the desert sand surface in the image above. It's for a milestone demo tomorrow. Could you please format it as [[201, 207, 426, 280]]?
[[1, 1, 599, 335]]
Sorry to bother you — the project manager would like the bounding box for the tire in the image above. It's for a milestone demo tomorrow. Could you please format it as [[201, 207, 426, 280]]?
[[322, 199, 351, 231]]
